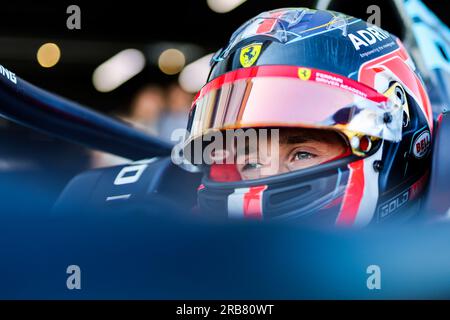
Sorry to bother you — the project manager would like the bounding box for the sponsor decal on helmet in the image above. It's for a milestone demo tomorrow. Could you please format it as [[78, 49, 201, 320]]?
[[239, 43, 262, 68], [378, 190, 409, 221], [298, 67, 312, 81], [347, 26, 390, 51], [377, 171, 429, 222], [412, 130, 431, 159]]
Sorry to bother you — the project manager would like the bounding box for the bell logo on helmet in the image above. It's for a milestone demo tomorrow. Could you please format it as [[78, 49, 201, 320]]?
[[412, 130, 431, 159], [239, 43, 262, 68], [298, 68, 312, 81]]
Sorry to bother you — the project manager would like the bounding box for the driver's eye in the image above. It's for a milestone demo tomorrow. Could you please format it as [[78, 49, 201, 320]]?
[[242, 162, 263, 171], [293, 151, 316, 161]]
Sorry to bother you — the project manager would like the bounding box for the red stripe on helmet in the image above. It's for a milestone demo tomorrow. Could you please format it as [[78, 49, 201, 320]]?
[[336, 160, 365, 226], [437, 113, 443, 125], [256, 11, 284, 34], [192, 65, 388, 111], [409, 170, 429, 201], [243, 185, 267, 219]]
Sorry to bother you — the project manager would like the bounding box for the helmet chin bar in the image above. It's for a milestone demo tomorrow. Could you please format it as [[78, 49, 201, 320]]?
[[198, 152, 360, 221], [196, 136, 386, 221]]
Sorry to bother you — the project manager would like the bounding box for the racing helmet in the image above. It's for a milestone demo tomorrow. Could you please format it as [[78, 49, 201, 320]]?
[[182, 8, 433, 226]]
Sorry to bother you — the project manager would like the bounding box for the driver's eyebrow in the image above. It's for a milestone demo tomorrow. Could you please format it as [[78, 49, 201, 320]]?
[[285, 135, 315, 144], [237, 135, 316, 154]]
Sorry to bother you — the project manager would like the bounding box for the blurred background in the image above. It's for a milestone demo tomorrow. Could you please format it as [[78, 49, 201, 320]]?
[[0, 0, 448, 210]]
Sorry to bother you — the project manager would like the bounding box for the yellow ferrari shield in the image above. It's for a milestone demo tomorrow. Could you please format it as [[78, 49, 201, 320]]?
[[240, 43, 262, 68], [298, 68, 312, 80]]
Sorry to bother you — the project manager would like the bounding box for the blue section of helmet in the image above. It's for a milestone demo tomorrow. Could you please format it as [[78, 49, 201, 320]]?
[[209, 8, 400, 81]]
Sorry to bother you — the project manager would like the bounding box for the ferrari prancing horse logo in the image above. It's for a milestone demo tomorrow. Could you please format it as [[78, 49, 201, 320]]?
[[298, 67, 312, 80], [240, 43, 262, 68]]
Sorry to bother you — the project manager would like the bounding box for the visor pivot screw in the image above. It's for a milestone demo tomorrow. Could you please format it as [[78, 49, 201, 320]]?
[[395, 86, 405, 105], [350, 136, 360, 149], [373, 160, 384, 172], [383, 112, 393, 124], [359, 136, 372, 153]]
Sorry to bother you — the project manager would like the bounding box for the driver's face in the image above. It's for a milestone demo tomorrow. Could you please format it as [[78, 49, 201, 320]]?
[[235, 129, 348, 181]]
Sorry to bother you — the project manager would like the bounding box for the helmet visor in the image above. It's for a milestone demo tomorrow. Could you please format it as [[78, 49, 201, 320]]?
[[186, 66, 402, 145]]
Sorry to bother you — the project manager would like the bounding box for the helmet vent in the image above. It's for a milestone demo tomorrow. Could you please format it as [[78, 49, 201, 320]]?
[[269, 185, 311, 206]]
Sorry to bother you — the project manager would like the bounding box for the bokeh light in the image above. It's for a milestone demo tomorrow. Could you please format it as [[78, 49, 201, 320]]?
[[37, 43, 61, 68], [158, 49, 186, 75]]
